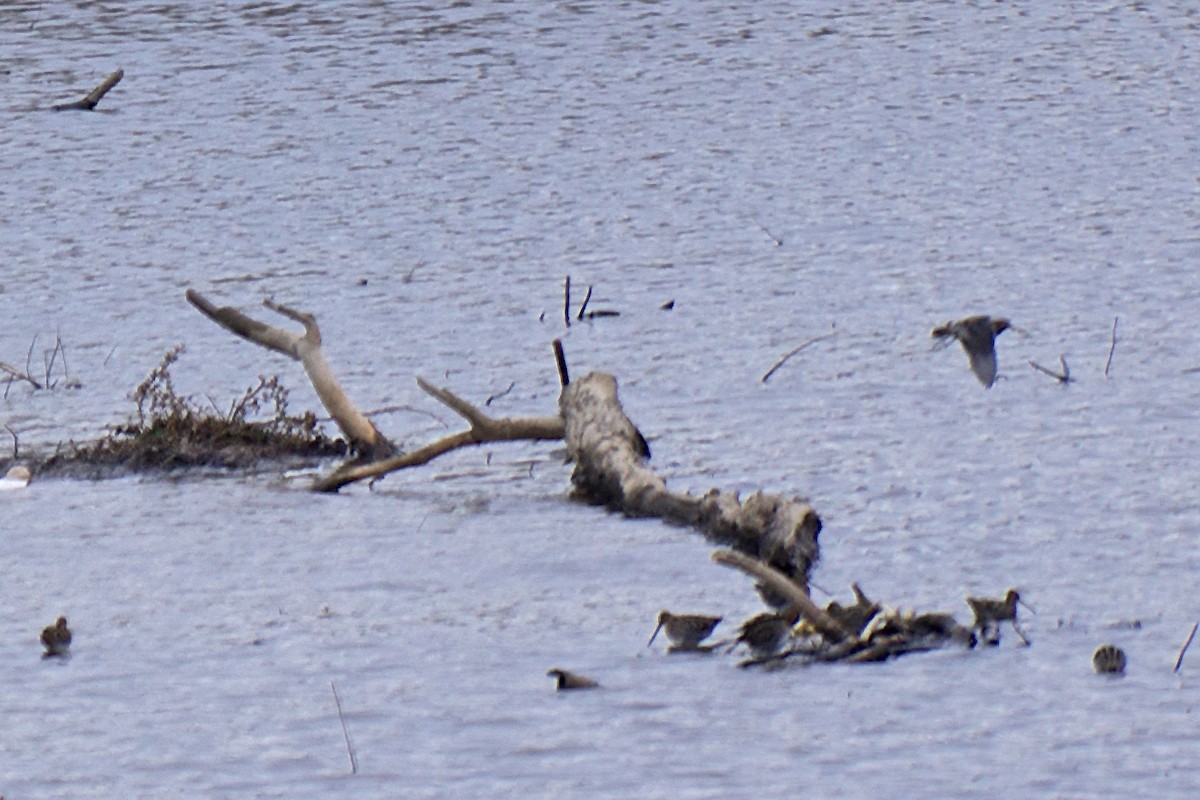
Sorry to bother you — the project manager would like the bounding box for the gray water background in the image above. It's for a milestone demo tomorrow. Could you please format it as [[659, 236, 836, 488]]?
[[3, 1, 1200, 797]]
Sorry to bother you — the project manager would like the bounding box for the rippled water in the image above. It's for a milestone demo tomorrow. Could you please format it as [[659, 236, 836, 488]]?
[[4, 1, 1200, 797]]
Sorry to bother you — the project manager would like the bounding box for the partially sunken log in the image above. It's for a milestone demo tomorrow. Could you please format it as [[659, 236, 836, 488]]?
[[561, 372, 821, 594], [186, 290, 392, 459], [54, 68, 124, 111]]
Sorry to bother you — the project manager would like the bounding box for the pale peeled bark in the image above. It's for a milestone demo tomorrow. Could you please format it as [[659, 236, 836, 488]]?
[[560, 372, 821, 596], [186, 290, 391, 457]]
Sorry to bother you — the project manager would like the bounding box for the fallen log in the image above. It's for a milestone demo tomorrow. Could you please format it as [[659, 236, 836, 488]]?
[[561, 372, 821, 594]]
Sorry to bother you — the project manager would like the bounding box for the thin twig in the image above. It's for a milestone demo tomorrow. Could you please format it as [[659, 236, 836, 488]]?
[[330, 681, 359, 774], [576, 285, 593, 321], [563, 275, 571, 329], [485, 381, 516, 407], [4, 425, 18, 459], [24, 335, 38, 385], [1104, 316, 1118, 377], [754, 220, 782, 246], [43, 337, 61, 388], [361, 404, 447, 425], [1028, 356, 1072, 384], [761, 331, 837, 383], [57, 334, 72, 387], [1175, 622, 1198, 673]]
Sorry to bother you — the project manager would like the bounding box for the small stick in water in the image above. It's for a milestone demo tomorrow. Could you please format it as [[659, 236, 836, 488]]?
[[330, 681, 359, 774], [1174, 622, 1198, 673], [552, 339, 569, 387], [1104, 316, 1118, 377], [576, 285, 593, 321], [563, 276, 571, 328], [53, 68, 124, 111], [761, 331, 837, 384]]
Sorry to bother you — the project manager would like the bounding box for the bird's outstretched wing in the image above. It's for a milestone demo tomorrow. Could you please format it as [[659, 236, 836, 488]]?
[[966, 345, 998, 388]]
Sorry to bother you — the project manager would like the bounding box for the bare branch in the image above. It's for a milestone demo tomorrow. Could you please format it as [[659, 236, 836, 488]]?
[[1104, 316, 1118, 377], [711, 549, 852, 641], [1029, 356, 1072, 384], [54, 68, 124, 111], [761, 331, 837, 383], [312, 378, 564, 492], [186, 290, 389, 455]]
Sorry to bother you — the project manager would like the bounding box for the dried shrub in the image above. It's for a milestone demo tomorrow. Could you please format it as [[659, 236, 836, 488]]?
[[47, 346, 347, 473]]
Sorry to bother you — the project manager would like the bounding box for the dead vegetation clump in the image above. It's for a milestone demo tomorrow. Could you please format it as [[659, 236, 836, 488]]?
[[45, 346, 347, 474]]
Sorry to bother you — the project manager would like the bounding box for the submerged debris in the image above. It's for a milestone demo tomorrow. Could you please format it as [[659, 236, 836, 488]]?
[[42, 347, 347, 476], [1093, 644, 1126, 675]]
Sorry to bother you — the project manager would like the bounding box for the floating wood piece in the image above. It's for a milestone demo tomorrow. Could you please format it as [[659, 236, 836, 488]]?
[[54, 68, 124, 111], [186, 290, 392, 459]]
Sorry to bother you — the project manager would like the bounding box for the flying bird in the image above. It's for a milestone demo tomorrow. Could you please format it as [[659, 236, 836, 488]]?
[[932, 315, 1010, 388]]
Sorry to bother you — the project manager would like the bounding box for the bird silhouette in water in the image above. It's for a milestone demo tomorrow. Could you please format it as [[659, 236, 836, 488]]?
[[965, 589, 1032, 646], [932, 315, 1010, 388], [41, 616, 72, 658], [1092, 644, 1126, 674], [546, 668, 599, 691], [731, 609, 800, 658], [646, 611, 722, 652]]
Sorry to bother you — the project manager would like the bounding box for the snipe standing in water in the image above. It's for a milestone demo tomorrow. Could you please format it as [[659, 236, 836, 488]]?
[[1093, 644, 1127, 674], [732, 610, 800, 658], [41, 616, 72, 658], [546, 668, 599, 691], [965, 589, 1032, 646], [932, 315, 1010, 388], [646, 611, 723, 652]]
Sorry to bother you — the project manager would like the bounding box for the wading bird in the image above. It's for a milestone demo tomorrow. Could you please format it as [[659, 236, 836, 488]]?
[[646, 611, 722, 652]]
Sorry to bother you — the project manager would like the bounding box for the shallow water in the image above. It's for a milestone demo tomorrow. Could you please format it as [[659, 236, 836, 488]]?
[[4, 1, 1200, 797]]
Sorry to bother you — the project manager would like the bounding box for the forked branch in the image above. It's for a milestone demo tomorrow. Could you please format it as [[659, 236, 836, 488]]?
[[312, 378, 563, 492], [186, 290, 391, 457]]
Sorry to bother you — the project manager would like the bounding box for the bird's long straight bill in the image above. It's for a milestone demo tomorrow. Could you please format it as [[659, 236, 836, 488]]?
[[646, 621, 664, 648]]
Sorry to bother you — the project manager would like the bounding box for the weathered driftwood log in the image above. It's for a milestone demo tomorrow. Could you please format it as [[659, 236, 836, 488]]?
[[312, 378, 564, 492], [186, 290, 393, 459], [712, 549, 850, 640], [54, 68, 124, 111], [561, 372, 821, 594]]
